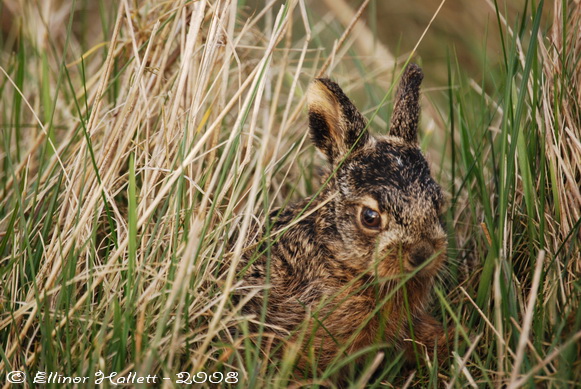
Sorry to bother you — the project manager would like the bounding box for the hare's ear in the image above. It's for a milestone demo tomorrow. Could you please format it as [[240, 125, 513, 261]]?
[[389, 63, 423, 143], [307, 78, 369, 164]]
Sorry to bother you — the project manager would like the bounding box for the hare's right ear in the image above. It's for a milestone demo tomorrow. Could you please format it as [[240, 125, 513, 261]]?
[[307, 78, 370, 165]]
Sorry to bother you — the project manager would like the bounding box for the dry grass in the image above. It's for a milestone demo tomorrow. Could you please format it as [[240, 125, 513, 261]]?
[[0, 0, 580, 387]]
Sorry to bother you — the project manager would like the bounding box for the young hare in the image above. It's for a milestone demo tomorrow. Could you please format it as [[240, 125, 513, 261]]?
[[240, 64, 448, 372]]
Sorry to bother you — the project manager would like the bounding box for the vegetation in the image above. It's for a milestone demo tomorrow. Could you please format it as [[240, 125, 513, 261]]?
[[0, 0, 579, 387]]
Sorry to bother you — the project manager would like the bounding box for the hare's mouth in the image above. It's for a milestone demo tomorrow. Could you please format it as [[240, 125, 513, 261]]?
[[373, 246, 446, 279]]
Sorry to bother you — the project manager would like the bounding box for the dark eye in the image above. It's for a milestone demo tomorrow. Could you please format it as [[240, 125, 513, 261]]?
[[360, 207, 381, 229]]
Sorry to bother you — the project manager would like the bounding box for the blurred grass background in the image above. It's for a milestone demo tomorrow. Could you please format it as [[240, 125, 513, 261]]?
[[0, 0, 580, 387]]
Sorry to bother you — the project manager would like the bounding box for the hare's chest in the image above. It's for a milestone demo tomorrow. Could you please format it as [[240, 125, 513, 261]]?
[[321, 295, 405, 354]]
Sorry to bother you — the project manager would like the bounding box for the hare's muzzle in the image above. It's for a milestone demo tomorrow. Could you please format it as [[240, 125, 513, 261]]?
[[409, 241, 436, 267]]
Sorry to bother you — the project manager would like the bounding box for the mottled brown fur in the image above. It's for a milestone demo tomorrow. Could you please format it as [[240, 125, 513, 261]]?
[[238, 64, 449, 373]]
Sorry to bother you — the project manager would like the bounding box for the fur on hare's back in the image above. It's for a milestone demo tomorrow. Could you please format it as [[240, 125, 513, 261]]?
[[238, 64, 449, 371]]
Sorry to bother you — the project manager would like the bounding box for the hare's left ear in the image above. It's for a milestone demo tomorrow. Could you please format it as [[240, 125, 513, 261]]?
[[389, 63, 423, 143], [307, 78, 370, 165]]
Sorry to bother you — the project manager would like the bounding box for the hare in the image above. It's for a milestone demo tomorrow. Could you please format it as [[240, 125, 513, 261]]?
[[239, 64, 448, 373]]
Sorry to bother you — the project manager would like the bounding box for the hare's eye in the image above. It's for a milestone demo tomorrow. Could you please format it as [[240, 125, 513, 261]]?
[[360, 207, 381, 229]]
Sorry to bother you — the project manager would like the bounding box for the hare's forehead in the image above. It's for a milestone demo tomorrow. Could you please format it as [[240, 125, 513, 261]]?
[[343, 140, 431, 182], [338, 140, 441, 207]]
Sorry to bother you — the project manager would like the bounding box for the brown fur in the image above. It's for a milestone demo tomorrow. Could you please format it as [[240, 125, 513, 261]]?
[[238, 64, 448, 374]]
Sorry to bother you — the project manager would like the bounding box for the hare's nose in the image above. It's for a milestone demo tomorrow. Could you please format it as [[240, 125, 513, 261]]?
[[409, 242, 434, 267]]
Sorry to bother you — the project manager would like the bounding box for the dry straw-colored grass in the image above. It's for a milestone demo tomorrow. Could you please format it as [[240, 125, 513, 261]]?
[[0, 0, 402, 383], [0, 0, 580, 387]]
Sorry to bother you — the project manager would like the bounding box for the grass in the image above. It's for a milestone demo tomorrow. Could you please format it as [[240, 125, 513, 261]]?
[[0, 0, 580, 387]]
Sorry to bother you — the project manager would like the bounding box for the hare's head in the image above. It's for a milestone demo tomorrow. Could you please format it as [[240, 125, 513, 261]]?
[[307, 64, 447, 278]]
